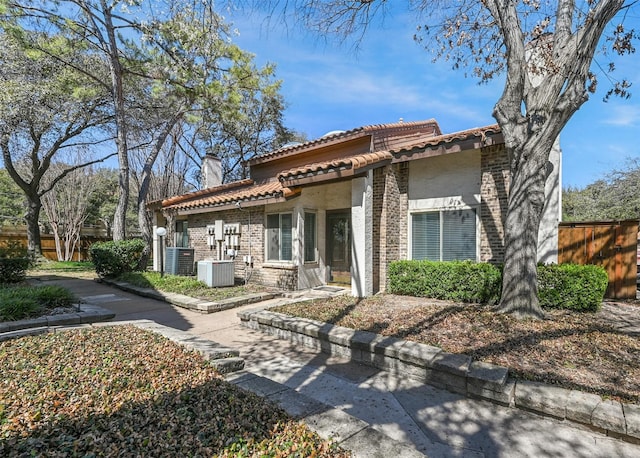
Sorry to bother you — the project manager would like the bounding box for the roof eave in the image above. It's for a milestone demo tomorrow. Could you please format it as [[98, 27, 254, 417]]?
[[166, 188, 301, 215], [392, 130, 504, 163], [161, 179, 254, 207], [279, 156, 392, 188], [249, 130, 371, 166]]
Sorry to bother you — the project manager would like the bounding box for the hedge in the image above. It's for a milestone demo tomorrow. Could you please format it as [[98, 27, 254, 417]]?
[[89, 239, 146, 278], [537, 263, 608, 312], [388, 260, 502, 304], [388, 260, 608, 312]]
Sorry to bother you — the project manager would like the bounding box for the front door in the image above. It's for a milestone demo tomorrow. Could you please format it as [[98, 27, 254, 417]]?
[[327, 211, 351, 284]]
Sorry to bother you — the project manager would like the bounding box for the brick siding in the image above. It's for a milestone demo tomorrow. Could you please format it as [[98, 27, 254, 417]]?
[[186, 206, 298, 290], [187, 206, 265, 284], [372, 162, 409, 293], [179, 146, 509, 292], [480, 145, 510, 263]]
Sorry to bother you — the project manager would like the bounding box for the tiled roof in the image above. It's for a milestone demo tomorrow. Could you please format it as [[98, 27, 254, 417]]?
[[162, 179, 253, 208], [250, 119, 440, 165], [275, 125, 500, 185], [390, 124, 502, 155], [278, 151, 392, 183], [163, 180, 298, 212], [159, 123, 502, 213]]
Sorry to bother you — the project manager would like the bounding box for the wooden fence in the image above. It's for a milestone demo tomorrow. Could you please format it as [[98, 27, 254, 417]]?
[[0, 231, 110, 262], [558, 220, 638, 299]]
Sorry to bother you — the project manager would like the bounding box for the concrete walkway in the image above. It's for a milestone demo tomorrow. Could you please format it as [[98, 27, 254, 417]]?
[[22, 274, 640, 457]]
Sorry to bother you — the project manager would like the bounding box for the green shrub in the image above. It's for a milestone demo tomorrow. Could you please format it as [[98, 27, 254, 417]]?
[[538, 263, 608, 312], [389, 259, 608, 312], [0, 285, 75, 321], [0, 241, 32, 283], [388, 260, 502, 304], [89, 239, 146, 278]]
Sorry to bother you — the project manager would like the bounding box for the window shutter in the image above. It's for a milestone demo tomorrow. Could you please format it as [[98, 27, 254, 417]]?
[[412, 212, 440, 260]]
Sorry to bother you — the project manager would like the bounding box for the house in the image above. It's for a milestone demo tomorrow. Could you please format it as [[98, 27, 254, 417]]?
[[152, 119, 561, 296]]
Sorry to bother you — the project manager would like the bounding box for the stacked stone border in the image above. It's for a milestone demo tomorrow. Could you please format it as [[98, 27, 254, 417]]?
[[239, 308, 640, 445], [102, 278, 278, 313], [0, 303, 115, 341], [100, 320, 245, 374]]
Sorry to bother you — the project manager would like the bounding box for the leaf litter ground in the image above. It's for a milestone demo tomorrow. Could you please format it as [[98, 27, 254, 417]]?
[[0, 326, 350, 457], [272, 294, 640, 404]]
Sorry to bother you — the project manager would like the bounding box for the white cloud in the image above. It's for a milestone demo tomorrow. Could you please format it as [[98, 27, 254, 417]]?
[[601, 104, 640, 127]]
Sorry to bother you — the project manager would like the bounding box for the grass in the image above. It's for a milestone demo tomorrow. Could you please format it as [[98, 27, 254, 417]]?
[[271, 294, 640, 404], [0, 284, 76, 321], [116, 271, 272, 302], [0, 325, 350, 457], [32, 260, 95, 272]]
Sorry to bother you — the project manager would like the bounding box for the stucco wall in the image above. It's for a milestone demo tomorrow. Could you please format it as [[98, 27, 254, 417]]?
[[537, 138, 561, 263], [290, 181, 352, 289], [407, 150, 482, 261], [408, 149, 482, 211], [351, 173, 373, 297]]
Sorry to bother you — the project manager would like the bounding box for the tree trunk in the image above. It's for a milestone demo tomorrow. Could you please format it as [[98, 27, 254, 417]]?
[[24, 198, 43, 258], [112, 160, 129, 241], [50, 222, 63, 261], [135, 112, 184, 269], [496, 139, 550, 319], [101, 1, 129, 241]]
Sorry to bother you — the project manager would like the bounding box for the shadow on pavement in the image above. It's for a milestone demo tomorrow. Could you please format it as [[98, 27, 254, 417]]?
[[29, 274, 195, 333]]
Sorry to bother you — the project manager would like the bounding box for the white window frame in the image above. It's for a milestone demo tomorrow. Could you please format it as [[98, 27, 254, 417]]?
[[266, 212, 293, 262], [410, 207, 478, 262]]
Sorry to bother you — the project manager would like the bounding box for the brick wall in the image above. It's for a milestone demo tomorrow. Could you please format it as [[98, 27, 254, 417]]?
[[178, 146, 510, 292], [187, 206, 266, 284], [397, 162, 409, 261], [480, 145, 510, 263], [372, 168, 384, 292], [253, 264, 299, 290], [186, 206, 299, 290], [372, 162, 408, 293]]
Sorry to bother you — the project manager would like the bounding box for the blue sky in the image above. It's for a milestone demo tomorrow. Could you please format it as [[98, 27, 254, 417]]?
[[226, 6, 640, 189]]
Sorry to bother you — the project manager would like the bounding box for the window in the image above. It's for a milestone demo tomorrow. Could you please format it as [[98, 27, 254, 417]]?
[[266, 213, 292, 261], [304, 212, 317, 262], [175, 221, 188, 247], [412, 209, 476, 261]]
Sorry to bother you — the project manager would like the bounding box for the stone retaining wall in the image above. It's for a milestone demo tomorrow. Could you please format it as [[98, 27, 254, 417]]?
[[239, 308, 640, 445]]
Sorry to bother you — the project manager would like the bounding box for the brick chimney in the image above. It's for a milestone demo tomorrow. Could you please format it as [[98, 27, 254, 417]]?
[[201, 154, 222, 189]]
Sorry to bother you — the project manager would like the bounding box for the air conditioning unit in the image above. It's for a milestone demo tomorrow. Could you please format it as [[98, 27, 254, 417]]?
[[197, 260, 234, 287], [165, 247, 195, 275]]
